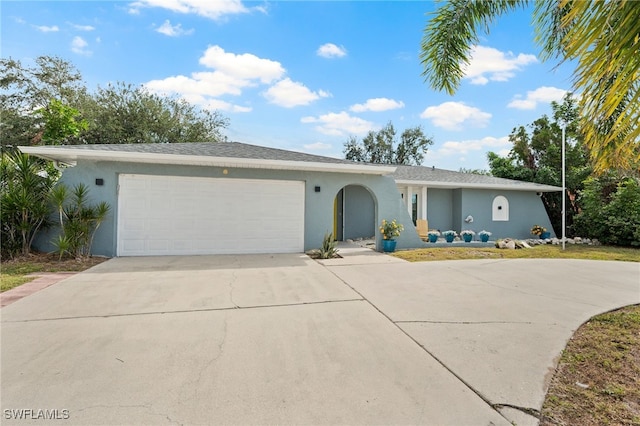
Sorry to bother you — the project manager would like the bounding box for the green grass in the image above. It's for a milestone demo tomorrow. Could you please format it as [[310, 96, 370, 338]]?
[[540, 304, 640, 425], [393, 244, 640, 263], [1, 254, 107, 292]]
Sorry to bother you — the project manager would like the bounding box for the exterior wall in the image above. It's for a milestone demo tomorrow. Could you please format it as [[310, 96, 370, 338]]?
[[425, 188, 453, 231], [452, 189, 462, 232], [343, 185, 375, 240], [35, 160, 422, 256], [458, 189, 554, 239], [412, 186, 555, 240]]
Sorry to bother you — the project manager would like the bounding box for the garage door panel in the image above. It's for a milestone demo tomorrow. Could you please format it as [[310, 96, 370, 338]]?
[[118, 174, 304, 256]]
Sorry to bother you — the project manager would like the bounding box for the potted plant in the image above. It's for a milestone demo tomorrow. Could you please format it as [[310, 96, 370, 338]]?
[[478, 230, 492, 243], [460, 229, 475, 243], [442, 230, 457, 243], [379, 219, 404, 252], [531, 225, 550, 239], [427, 230, 440, 243]]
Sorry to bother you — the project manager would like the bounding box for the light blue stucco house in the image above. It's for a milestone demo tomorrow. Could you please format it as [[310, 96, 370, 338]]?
[[20, 142, 560, 257]]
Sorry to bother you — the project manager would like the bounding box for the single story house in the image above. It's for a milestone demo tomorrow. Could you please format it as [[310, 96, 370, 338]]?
[[20, 142, 560, 257]]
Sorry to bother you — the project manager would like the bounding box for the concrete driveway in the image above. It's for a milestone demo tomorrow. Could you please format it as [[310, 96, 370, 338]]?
[[1, 252, 638, 425]]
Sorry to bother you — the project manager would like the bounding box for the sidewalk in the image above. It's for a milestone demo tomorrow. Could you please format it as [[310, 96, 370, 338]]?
[[316, 241, 407, 266]]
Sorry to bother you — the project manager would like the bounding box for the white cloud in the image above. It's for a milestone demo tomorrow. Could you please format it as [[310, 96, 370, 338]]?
[[350, 97, 404, 113], [13, 17, 26, 24], [199, 45, 284, 83], [156, 20, 194, 36], [263, 78, 329, 108], [71, 23, 95, 31], [145, 45, 289, 113], [420, 101, 491, 131], [35, 25, 59, 32], [317, 43, 347, 58], [146, 71, 249, 98], [437, 136, 510, 157], [203, 99, 252, 113], [507, 86, 568, 110], [463, 45, 537, 85], [304, 142, 332, 151], [128, 0, 251, 20], [301, 111, 376, 136], [71, 36, 91, 56]]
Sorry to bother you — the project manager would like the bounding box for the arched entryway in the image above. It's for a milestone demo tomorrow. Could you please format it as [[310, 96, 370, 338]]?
[[334, 184, 376, 241]]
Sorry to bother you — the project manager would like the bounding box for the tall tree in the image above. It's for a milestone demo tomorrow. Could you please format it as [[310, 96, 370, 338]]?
[[72, 82, 228, 144], [1, 55, 229, 148], [1, 56, 83, 148], [344, 122, 434, 165], [420, 0, 640, 173]]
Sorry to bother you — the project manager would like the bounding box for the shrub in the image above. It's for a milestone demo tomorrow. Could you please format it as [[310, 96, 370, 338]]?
[[573, 176, 640, 247], [1, 152, 58, 259]]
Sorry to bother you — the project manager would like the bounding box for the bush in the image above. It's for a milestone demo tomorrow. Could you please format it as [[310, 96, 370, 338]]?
[[573, 176, 640, 247], [1, 152, 58, 259]]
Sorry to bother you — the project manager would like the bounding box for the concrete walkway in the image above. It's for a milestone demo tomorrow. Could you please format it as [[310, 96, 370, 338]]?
[[1, 251, 638, 425]]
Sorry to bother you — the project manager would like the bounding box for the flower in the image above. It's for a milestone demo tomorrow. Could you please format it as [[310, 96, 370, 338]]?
[[478, 230, 492, 237], [442, 230, 457, 237], [531, 225, 547, 236], [427, 230, 441, 236], [379, 219, 404, 240], [460, 230, 475, 236]]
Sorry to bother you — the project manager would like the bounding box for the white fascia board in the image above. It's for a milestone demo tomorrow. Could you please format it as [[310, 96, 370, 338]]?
[[393, 179, 562, 192], [18, 146, 396, 175]]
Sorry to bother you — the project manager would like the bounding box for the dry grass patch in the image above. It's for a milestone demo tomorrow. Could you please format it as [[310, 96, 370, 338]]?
[[540, 305, 640, 425], [1, 253, 108, 292], [393, 245, 640, 263]]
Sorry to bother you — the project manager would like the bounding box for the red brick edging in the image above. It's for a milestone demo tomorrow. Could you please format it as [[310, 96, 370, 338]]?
[[1, 273, 77, 308]]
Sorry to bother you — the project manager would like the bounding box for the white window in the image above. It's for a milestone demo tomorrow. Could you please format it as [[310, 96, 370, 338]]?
[[492, 195, 509, 221]]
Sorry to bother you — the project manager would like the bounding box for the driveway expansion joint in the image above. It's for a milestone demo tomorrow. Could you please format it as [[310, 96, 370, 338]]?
[[1, 298, 365, 323], [493, 403, 541, 419], [395, 320, 536, 325], [322, 264, 514, 425]]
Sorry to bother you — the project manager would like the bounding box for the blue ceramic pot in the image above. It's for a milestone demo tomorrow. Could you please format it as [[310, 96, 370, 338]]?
[[382, 239, 397, 252]]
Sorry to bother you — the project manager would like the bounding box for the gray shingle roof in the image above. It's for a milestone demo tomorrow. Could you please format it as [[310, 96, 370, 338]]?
[[21, 142, 561, 191], [65, 141, 359, 165], [391, 165, 561, 191]]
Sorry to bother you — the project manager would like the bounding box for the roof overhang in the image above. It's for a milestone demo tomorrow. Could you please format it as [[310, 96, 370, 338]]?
[[394, 179, 562, 192], [18, 146, 396, 176]]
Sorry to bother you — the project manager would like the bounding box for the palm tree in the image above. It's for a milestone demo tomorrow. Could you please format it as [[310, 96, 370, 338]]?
[[420, 0, 639, 173]]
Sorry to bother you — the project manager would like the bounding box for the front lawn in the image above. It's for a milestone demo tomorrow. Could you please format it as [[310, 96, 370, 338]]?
[[1, 253, 108, 292], [541, 304, 640, 425], [392, 244, 640, 263]]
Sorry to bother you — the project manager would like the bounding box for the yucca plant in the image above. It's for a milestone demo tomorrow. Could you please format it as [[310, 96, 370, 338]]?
[[318, 232, 339, 259], [50, 183, 110, 259]]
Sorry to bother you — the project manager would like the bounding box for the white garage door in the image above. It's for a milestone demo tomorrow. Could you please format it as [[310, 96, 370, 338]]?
[[117, 174, 305, 256]]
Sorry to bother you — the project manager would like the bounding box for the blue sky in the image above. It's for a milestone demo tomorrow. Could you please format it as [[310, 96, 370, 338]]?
[[1, 1, 575, 171]]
